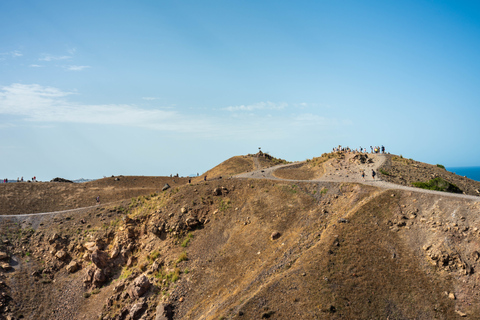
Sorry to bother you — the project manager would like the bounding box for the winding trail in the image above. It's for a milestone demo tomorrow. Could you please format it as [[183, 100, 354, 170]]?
[[2, 153, 478, 220], [235, 153, 480, 202]]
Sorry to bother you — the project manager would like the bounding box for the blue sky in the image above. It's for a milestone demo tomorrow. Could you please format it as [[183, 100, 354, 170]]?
[[1, 0, 480, 180]]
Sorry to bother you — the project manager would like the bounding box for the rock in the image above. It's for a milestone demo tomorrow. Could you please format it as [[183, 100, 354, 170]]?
[[128, 274, 151, 299], [162, 184, 170, 191], [271, 232, 281, 240], [83, 268, 95, 283], [130, 300, 147, 319], [155, 303, 173, 320], [83, 251, 91, 261], [213, 188, 222, 196], [110, 245, 120, 259], [126, 256, 136, 268], [338, 218, 348, 223], [180, 207, 188, 214], [455, 310, 467, 317], [0, 252, 9, 261], [50, 177, 73, 183], [0, 262, 12, 271], [113, 280, 126, 293], [48, 233, 59, 244], [55, 250, 68, 260], [185, 216, 199, 228], [91, 249, 109, 269], [66, 260, 79, 273], [151, 259, 163, 271], [448, 292, 456, 300], [93, 268, 106, 286], [84, 242, 97, 252], [473, 251, 480, 261]]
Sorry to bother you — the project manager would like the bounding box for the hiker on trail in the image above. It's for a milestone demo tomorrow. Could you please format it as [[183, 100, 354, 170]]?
[[372, 169, 376, 180], [96, 196, 100, 205], [381, 145, 385, 153], [204, 176, 207, 181], [361, 171, 365, 181]]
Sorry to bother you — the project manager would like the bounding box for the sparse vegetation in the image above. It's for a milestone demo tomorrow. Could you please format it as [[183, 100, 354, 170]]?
[[176, 252, 188, 263], [436, 164, 446, 170], [219, 198, 231, 211], [181, 233, 193, 247], [412, 177, 462, 193], [379, 168, 390, 176]]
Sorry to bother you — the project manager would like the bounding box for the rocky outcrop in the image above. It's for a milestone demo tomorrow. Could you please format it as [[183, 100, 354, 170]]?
[[50, 177, 74, 183], [128, 275, 150, 299], [91, 249, 109, 269], [155, 303, 173, 320], [66, 260, 79, 273]]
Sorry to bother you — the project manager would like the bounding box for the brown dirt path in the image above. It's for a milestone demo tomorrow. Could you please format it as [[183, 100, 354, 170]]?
[[235, 153, 480, 202]]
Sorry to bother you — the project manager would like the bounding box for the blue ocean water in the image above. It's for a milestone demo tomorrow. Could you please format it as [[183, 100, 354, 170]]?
[[447, 167, 480, 182]]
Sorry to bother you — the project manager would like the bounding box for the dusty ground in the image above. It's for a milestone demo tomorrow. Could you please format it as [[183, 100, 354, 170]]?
[[0, 176, 189, 216], [0, 151, 479, 320]]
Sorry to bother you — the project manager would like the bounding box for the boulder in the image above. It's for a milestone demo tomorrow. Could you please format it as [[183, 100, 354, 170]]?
[[66, 260, 79, 273], [128, 274, 151, 299], [162, 184, 170, 191], [93, 268, 106, 287], [129, 300, 147, 319], [155, 303, 173, 320], [83, 267, 95, 283], [91, 249, 109, 269], [213, 188, 222, 196]]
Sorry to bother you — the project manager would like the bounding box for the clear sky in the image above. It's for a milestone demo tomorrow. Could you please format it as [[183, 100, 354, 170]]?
[[1, 0, 480, 180]]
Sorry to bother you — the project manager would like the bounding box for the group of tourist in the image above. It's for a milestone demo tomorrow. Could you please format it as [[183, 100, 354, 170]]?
[[332, 145, 386, 154], [1, 176, 37, 183]]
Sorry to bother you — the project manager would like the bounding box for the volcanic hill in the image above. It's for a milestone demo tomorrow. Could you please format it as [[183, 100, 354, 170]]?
[[0, 151, 479, 320]]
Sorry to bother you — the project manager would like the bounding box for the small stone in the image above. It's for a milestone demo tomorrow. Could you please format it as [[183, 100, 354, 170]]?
[[180, 207, 188, 214], [271, 232, 281, 240], [66, 260, 79, 273], [455, 310, 467, 317], [0, 252, 8, 261], [55, 250, 68, 260], [448, 292, 456, 300]]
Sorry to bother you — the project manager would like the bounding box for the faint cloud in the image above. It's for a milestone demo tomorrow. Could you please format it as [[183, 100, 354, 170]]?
[[67, 47, 77, 55], [65, 65, 90, 71], [142, 97, 158, 101], [0, 50, 23, 59], [11, 50, 23, 57], [30, 64, 43, 68], [0, 83, 213, 133], [39, 54, 71, 61], [223, 101, 287, 112]]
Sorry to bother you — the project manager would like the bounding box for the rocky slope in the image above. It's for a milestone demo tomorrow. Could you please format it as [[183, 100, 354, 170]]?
[[0, 152, 479, 320]]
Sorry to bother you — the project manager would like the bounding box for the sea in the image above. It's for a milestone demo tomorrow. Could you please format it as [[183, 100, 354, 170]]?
[[447, 166, 480, 182]]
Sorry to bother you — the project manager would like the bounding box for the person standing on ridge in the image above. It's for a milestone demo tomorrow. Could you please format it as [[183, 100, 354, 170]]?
[[372, 169, 376, 180]]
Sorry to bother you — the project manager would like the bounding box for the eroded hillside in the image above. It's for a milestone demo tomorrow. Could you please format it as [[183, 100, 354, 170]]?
[[1, 173, 480, 319]]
